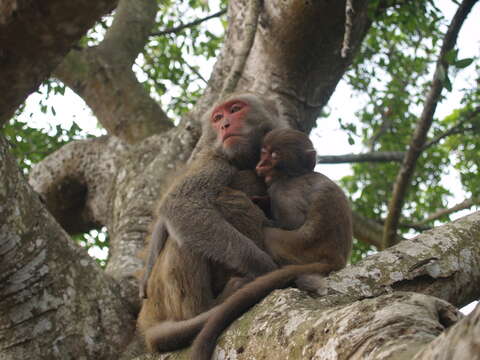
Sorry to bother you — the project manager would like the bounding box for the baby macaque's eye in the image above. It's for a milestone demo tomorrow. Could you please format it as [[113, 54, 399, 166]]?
[[230, 103, 243, 113], [271, 152, 278, 159], [212, 113, 223, 122]]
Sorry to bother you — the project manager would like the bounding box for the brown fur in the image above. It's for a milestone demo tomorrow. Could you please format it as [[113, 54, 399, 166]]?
[[189, 128, 353, 360], [137, 94, 285, 351]]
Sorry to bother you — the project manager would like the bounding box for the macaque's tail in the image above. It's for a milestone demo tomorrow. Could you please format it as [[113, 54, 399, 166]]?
[[145, 308, 213, 352], [190, 262, 333, 360]]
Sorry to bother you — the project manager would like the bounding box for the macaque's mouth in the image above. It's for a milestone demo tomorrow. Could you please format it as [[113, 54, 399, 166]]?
[[264, 175, 273, 185], [222, 134, 243, 142], [256, 170, 271, 181]]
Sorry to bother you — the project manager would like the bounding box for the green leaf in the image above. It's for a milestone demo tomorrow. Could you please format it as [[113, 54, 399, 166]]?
[[444, 49, 458, 64], [445, 75, 452, 92], [454, 58, 474, 69]]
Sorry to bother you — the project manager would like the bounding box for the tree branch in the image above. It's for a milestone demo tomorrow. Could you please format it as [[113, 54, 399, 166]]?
[[412, 196, 480, 226], [0, 135, 135, 359], [323, 108, 480, 166], [149, 211, 480, 359], [185, 61, 208, 85], [413, 302, 480, 360], [220, 0, 261, 96], [317, 151, 404, 164], [421, 106, 480, 151], [0, 0, 118, 125], [28, 136, 125, 234], [352, 211, 384, 249], [151, 9, 226, 37], [341, 0, 354, 58], [382, 0, 479, 248], [54, 0, 173, 144], [100, 0, 157, 65]]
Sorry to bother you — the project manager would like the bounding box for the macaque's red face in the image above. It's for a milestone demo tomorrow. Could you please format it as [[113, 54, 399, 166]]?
[[210, 100, 250, 149], [255, 145, 279, 185]]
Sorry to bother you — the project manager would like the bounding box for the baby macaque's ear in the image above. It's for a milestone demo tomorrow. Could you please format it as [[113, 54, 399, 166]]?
[[306, 149, 317, 171]]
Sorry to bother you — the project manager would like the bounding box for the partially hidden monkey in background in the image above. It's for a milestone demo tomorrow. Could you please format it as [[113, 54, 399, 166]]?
[[149, 128, 353, 359], [137, 94, 285, 351]]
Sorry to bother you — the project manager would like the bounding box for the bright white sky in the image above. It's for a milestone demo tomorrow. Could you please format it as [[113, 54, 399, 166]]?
[[16, 0, 479, 313]]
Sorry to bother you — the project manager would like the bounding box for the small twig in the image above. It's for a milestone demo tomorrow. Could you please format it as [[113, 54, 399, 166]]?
[[341, 0, 354, 58], [220, 0, 261, 96], [185, 62, 208, 85], [368, 106, 394, 151], [414, 197, 479, 226], [151, 9, 226, 37], [399, 197, 479, 231], [317, 151, 404, 164], [398, 222, 432, 232], [421, 106, 480, 151]]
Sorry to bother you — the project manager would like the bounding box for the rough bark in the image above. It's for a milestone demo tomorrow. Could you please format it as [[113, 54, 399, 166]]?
[[327, 211, 480, 309], [29, 136, 127, 235], [0, 0, 118, 125], [138, 292, 462, 360], [413, 302, 480, 360], [30, 122, 200, 305], [0, 135, 135, 360]]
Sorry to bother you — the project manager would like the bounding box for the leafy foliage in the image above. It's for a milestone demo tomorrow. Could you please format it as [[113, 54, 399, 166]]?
[[2, 117, 90, 173], [350, 239, 375, 265], [139, 0, 225, 118], [339, 0, 479, 240]]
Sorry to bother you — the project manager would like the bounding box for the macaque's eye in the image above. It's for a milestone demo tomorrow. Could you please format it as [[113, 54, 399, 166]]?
[[230, 103, 243, 113], [271, 152, 279, 159], [212, 113, 223, 123]]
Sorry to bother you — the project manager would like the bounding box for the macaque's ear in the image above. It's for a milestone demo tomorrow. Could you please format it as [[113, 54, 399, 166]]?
[[306, 149, 317, 171]]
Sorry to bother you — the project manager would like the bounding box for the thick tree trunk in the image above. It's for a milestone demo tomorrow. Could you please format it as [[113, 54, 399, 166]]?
[[0, 136, 135, 360], [0, 0, 118, 124]]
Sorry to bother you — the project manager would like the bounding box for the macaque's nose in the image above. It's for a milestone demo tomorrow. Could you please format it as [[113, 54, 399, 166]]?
[[221, 119, 230, 130], [255, 163, 266, 174]]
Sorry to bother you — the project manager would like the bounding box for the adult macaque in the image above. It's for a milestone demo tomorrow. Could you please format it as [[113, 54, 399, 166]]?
[[137, 94, 284, 351], [190, 128, 353, 360]]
